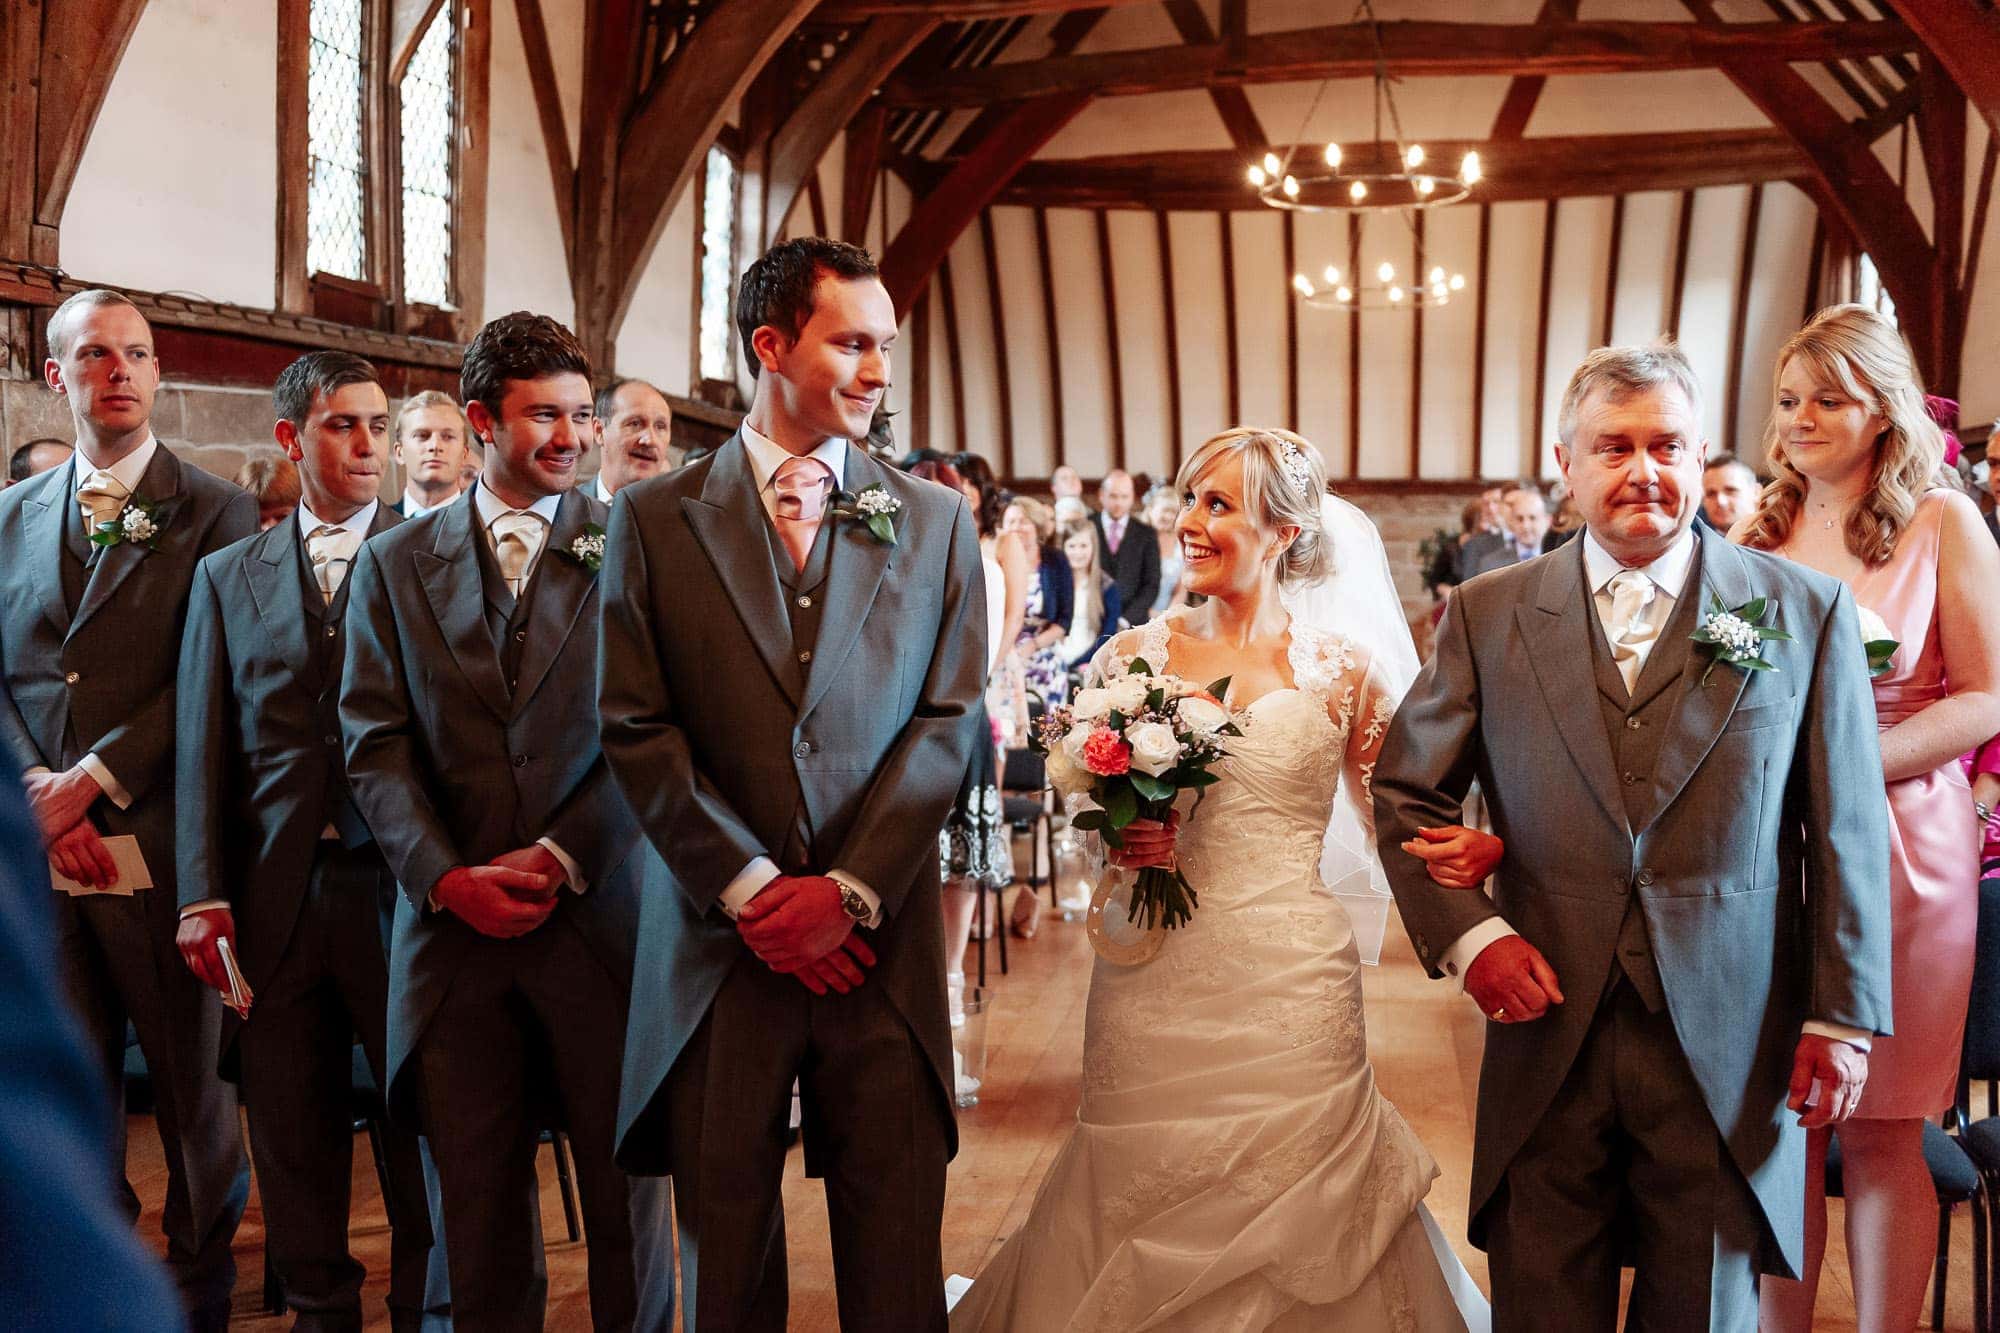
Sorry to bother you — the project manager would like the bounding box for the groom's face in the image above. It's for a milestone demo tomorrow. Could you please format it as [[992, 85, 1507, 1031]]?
[[467, 372, 594, 504], [1557, 382, 1705, 562], [760, 273, 896, 443]]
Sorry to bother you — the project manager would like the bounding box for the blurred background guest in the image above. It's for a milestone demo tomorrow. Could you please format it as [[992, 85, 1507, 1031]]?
[[234, 452, 302, 531], [1462, 482, 1551, 577], [1142, 483, 1186, 620], [592, 378, 673, 499], [1700, 452, 1762, 532], [390, 390, 471, 518], [1425, 497, 1484, 603], [1003, 495, 1073, 713], [1050, 464, 1084, 505], [1052, 495, 1090, 528], [7, 436, 71, 487], [1057, 516, 1121, 677], [1092, 468, 1159, 618], [1544, 481, 1584, 550]]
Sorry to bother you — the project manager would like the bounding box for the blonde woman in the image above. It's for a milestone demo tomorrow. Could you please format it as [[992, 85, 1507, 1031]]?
[[1144, 483, 1189, 617], [1738, 305, 2000, 1333]]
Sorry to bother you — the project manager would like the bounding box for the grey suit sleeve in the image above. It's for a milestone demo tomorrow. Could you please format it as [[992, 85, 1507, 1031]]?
[[87, 489, 256, 807], [539, 746, 640, 891], [1798, 583, 1894, 1035], [1371, 587, 1502, 976], [0, 632, 41, 776], [828, 500, 986, 918], [597, 497, 771, 915], [338, 542, 463, 909], [173, 561, 232, 913]]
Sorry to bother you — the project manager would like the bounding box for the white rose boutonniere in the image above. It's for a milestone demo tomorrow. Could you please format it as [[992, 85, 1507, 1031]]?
[[829, 483, 902, 545], [1854, 604, 1899, 679], [561, 523, 606, 572], [90, 495, 168, 550], [1690, 594, 1794, 685]]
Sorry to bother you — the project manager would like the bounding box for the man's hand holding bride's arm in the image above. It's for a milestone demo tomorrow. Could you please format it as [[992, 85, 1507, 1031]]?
[[737, 875, 878, 996], [1400, 824, 1503, 888], [1107, 810, 1182, 870]]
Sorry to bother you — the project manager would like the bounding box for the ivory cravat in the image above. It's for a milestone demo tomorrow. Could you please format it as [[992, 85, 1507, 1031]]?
[[771, 456, 834, 571], [305, 525, 360, 604], [490, 511, 547, 597], [1602, 568, 1661, 693], [76, 469, 128, 538]]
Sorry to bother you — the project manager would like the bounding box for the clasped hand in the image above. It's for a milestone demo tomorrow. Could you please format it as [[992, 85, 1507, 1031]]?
[[25, 764, 115, 888], [738, 875, 876, 997], [1107, 811, 1181, 870], [433, 845, 564, 938]]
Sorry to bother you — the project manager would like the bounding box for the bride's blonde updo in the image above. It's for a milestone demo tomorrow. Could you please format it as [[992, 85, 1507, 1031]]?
[[1173, 427, 1332, 588]]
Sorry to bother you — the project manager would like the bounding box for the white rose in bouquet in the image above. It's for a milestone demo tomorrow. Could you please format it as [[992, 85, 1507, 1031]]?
[[1102, 676, 1150, 715], [1071, 687, 1115, 721], [1125, 721, 1182, 777], [1044, 740, 1085, 796], [1061, 722, 1098, 770], [1175, 694, 1230, 734]]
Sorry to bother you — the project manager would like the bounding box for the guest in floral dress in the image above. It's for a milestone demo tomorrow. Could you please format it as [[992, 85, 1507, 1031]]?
[[1002, 496, 1073, 710]]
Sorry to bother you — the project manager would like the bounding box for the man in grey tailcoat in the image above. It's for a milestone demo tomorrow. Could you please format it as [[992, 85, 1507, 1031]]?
[[600, 237, 985, 1332], [1373, 343, 1892, 1331], [0, 290, 254, 1331]]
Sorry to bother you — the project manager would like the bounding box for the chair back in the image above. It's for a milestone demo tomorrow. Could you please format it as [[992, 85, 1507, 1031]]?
[[1002, 747, 1045, 795], [1959, 874, 2000, 1101]]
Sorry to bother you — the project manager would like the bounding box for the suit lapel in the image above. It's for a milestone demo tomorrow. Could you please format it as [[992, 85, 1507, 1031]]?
[[800, 445, 893, 722], [509, 490, 597, 715], [27, 461, 75, 637], [415, 493, 509, 721], [243, 522, 316, 687], [1515, 539, 1630, 832], [1633, 530, 1758, 834], [683, 437, 800, 707], [71, 444, 183, 639]]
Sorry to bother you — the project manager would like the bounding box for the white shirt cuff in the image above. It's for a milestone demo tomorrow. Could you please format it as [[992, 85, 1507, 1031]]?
[[179, 899, 230, 920], [719, 856, 781, 918], [1439, 917, 1518, 992], [1801, 1019, 1872, 1053], [828, 869, 883, 930], [536, 836, 586, 893], [79, 753, 131, 810]]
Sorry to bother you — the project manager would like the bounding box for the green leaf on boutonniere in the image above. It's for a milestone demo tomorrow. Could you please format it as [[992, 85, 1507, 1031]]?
[[561, 523, 606, 572], [829, 482, 902, 546]]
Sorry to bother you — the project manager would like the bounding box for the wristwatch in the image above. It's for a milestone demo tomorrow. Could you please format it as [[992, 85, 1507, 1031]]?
[[837, 881, 871, 923]]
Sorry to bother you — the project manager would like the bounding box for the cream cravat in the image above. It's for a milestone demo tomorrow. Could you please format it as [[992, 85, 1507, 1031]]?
[[490, 511, 547, 597], [76, 469, 128, 538], [305, 525, 360, 604], [1602, 568, 1661, 693]]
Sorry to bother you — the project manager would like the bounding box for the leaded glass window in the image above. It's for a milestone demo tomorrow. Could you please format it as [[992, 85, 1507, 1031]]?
[[400, 5, 457, 307], [699, 147, 741, 382], [307, 0, 368, 281]]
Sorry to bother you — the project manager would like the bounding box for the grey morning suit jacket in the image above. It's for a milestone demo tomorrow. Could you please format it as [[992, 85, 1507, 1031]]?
[[1373, 528, 1892, 1276], [175, 504, 402, 1067], [338, 488, 644, 1120], [599, 437, 987, 1174]]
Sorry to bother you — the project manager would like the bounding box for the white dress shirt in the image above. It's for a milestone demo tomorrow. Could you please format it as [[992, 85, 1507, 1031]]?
[[719, 426, 881, 929], [1436, 528, 1867, 1050], [400, 487, 450, 519], [594, 475, 614, 504]]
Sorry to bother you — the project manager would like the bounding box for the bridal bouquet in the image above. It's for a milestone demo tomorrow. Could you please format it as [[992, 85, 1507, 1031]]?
[[1033, 658, 1241, 931]]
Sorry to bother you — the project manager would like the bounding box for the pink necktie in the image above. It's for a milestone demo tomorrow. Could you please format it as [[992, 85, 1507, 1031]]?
[[772, 456, 834, 571], [1107, 518, 1123, 555]]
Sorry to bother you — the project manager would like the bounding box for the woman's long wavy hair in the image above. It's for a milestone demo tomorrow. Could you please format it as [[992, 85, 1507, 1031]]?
[[1737, 304, 1946, 566]]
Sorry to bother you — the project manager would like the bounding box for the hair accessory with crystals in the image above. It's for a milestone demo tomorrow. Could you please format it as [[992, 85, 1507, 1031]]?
[[1277, 439, 1316, 499]]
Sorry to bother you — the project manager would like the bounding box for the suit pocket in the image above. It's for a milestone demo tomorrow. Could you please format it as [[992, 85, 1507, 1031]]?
[[1722, 699, 1791, 734]]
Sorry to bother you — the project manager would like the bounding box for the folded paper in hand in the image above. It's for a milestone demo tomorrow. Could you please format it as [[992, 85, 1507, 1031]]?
[[49, 835, 152, 895]]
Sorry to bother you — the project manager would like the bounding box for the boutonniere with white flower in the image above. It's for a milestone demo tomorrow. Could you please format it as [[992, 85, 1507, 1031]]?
[[89, 495, 168, 550], [829, 483, 901, 546], [1855, 604, 1900, 680], [1690, 594, 1795, 685], [561, 523, 606, 572]]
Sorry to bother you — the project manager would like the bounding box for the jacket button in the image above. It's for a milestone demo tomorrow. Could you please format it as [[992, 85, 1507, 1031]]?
[[794, 741, 811, 759], [1637, 869, 1656, 887], [1625, 717, 1641, 730], [511, 754, 528, 768], [323, 734, 339, 747], [797, 595, 812, 609], [1623, 771, 1640, 785], [514, 629, 527, 642], [64, 671, 80, 685], [798, 650, 812, 664], [325, 625, 337, 639]]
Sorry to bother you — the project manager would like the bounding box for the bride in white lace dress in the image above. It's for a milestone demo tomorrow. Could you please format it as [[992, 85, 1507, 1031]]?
[[950, 429, 1493, 1332]]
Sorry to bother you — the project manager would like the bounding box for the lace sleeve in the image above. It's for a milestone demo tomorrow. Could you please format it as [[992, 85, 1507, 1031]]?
[[1342, 647, 1398, 825]]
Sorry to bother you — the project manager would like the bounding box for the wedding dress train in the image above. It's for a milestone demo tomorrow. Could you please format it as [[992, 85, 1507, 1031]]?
[[950, 616, 1488, 1332]]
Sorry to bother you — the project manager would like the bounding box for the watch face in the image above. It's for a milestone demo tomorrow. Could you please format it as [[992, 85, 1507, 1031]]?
[[841, 885, 868, 919]]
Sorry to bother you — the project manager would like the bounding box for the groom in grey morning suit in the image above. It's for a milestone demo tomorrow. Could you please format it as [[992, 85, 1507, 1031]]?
[[601, 239, 985, 1331], [1375, 345, 1891, 1331]]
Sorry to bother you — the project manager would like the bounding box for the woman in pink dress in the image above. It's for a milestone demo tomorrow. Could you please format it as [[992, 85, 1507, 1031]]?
[[1737, 304, 2000, 1332]]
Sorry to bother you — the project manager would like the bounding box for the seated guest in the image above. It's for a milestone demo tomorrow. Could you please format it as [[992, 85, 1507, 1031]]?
[[1051, 463, 1085, 504], [390, 389, 471, 517], [1700, 452, 1761, 532], [234, 452, 301, 531], [1143, 483, 1186, 618], [1059, 516, 1122, 672], [592, 377, 673, 500], [175, 351, 441, 1330], [8, 436, 72, 485], [1003, 495, 1073, 708], [1093, 468, 1161, 616]]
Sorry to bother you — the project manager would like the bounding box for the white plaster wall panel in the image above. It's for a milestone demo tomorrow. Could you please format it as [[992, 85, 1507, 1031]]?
[[1230, 211, 1290, 431], [1290, 210, 1352, 475], [1480, 202, 1548, 479], [1418, 203, 1482, 478], [1105, 212, 1173, 482], [1526, 71, 1766, 136], [1167, 212, 1231, 467], [992, 207, 1057, 476], [538, 0, 584, 163], [883, 176, 916, 425], [1733, 183, 1817, 470], [1959, 115, 2000, 426], [817, 138, 845, 244], [616, 190, 696, 394], [1040, 93, 1236, 160], [1678, 185, 1753, 450], [1793, 62, 1872, 124], [1609, 191, 1681, 347], [1539, 197, 1616, 477], [1356, 210, 1415, 479], [487, 0, 577, 328], [1579, 0, 1702, 18], [948, 227, 1005, 467], [926, 281, 957, 455], [1047, 210, 1116, 478], [1243, 77, 1515, 156], [65, 0, 278, 307]]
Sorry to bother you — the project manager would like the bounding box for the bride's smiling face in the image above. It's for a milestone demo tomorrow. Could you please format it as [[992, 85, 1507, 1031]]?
[[1176, 453, 1292, 600]]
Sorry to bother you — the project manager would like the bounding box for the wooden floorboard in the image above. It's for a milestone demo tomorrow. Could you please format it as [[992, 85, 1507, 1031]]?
[[127, 887, 1977, 1330]]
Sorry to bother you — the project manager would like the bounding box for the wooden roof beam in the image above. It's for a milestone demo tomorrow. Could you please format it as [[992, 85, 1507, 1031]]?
[[881, 19, 1920, 109], [817, 0, 1154, 18], [1885, 1, 2000, 140]]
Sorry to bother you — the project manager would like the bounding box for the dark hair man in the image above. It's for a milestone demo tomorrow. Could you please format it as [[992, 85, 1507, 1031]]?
[[340, 312, 670, 1330], [0, 288, 256, 1331], [8, 436, 73, 485]]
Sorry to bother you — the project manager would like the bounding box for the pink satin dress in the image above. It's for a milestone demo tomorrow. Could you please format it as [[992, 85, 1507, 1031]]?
[[1847, 490, 1980, 1118]]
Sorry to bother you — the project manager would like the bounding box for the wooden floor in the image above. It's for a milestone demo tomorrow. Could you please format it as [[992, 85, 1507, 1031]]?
[[129, 889, 1980, 1330]]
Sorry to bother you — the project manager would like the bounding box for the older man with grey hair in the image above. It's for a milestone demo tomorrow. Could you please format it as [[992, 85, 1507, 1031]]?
[[1375, 340, 1890, 1332]]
